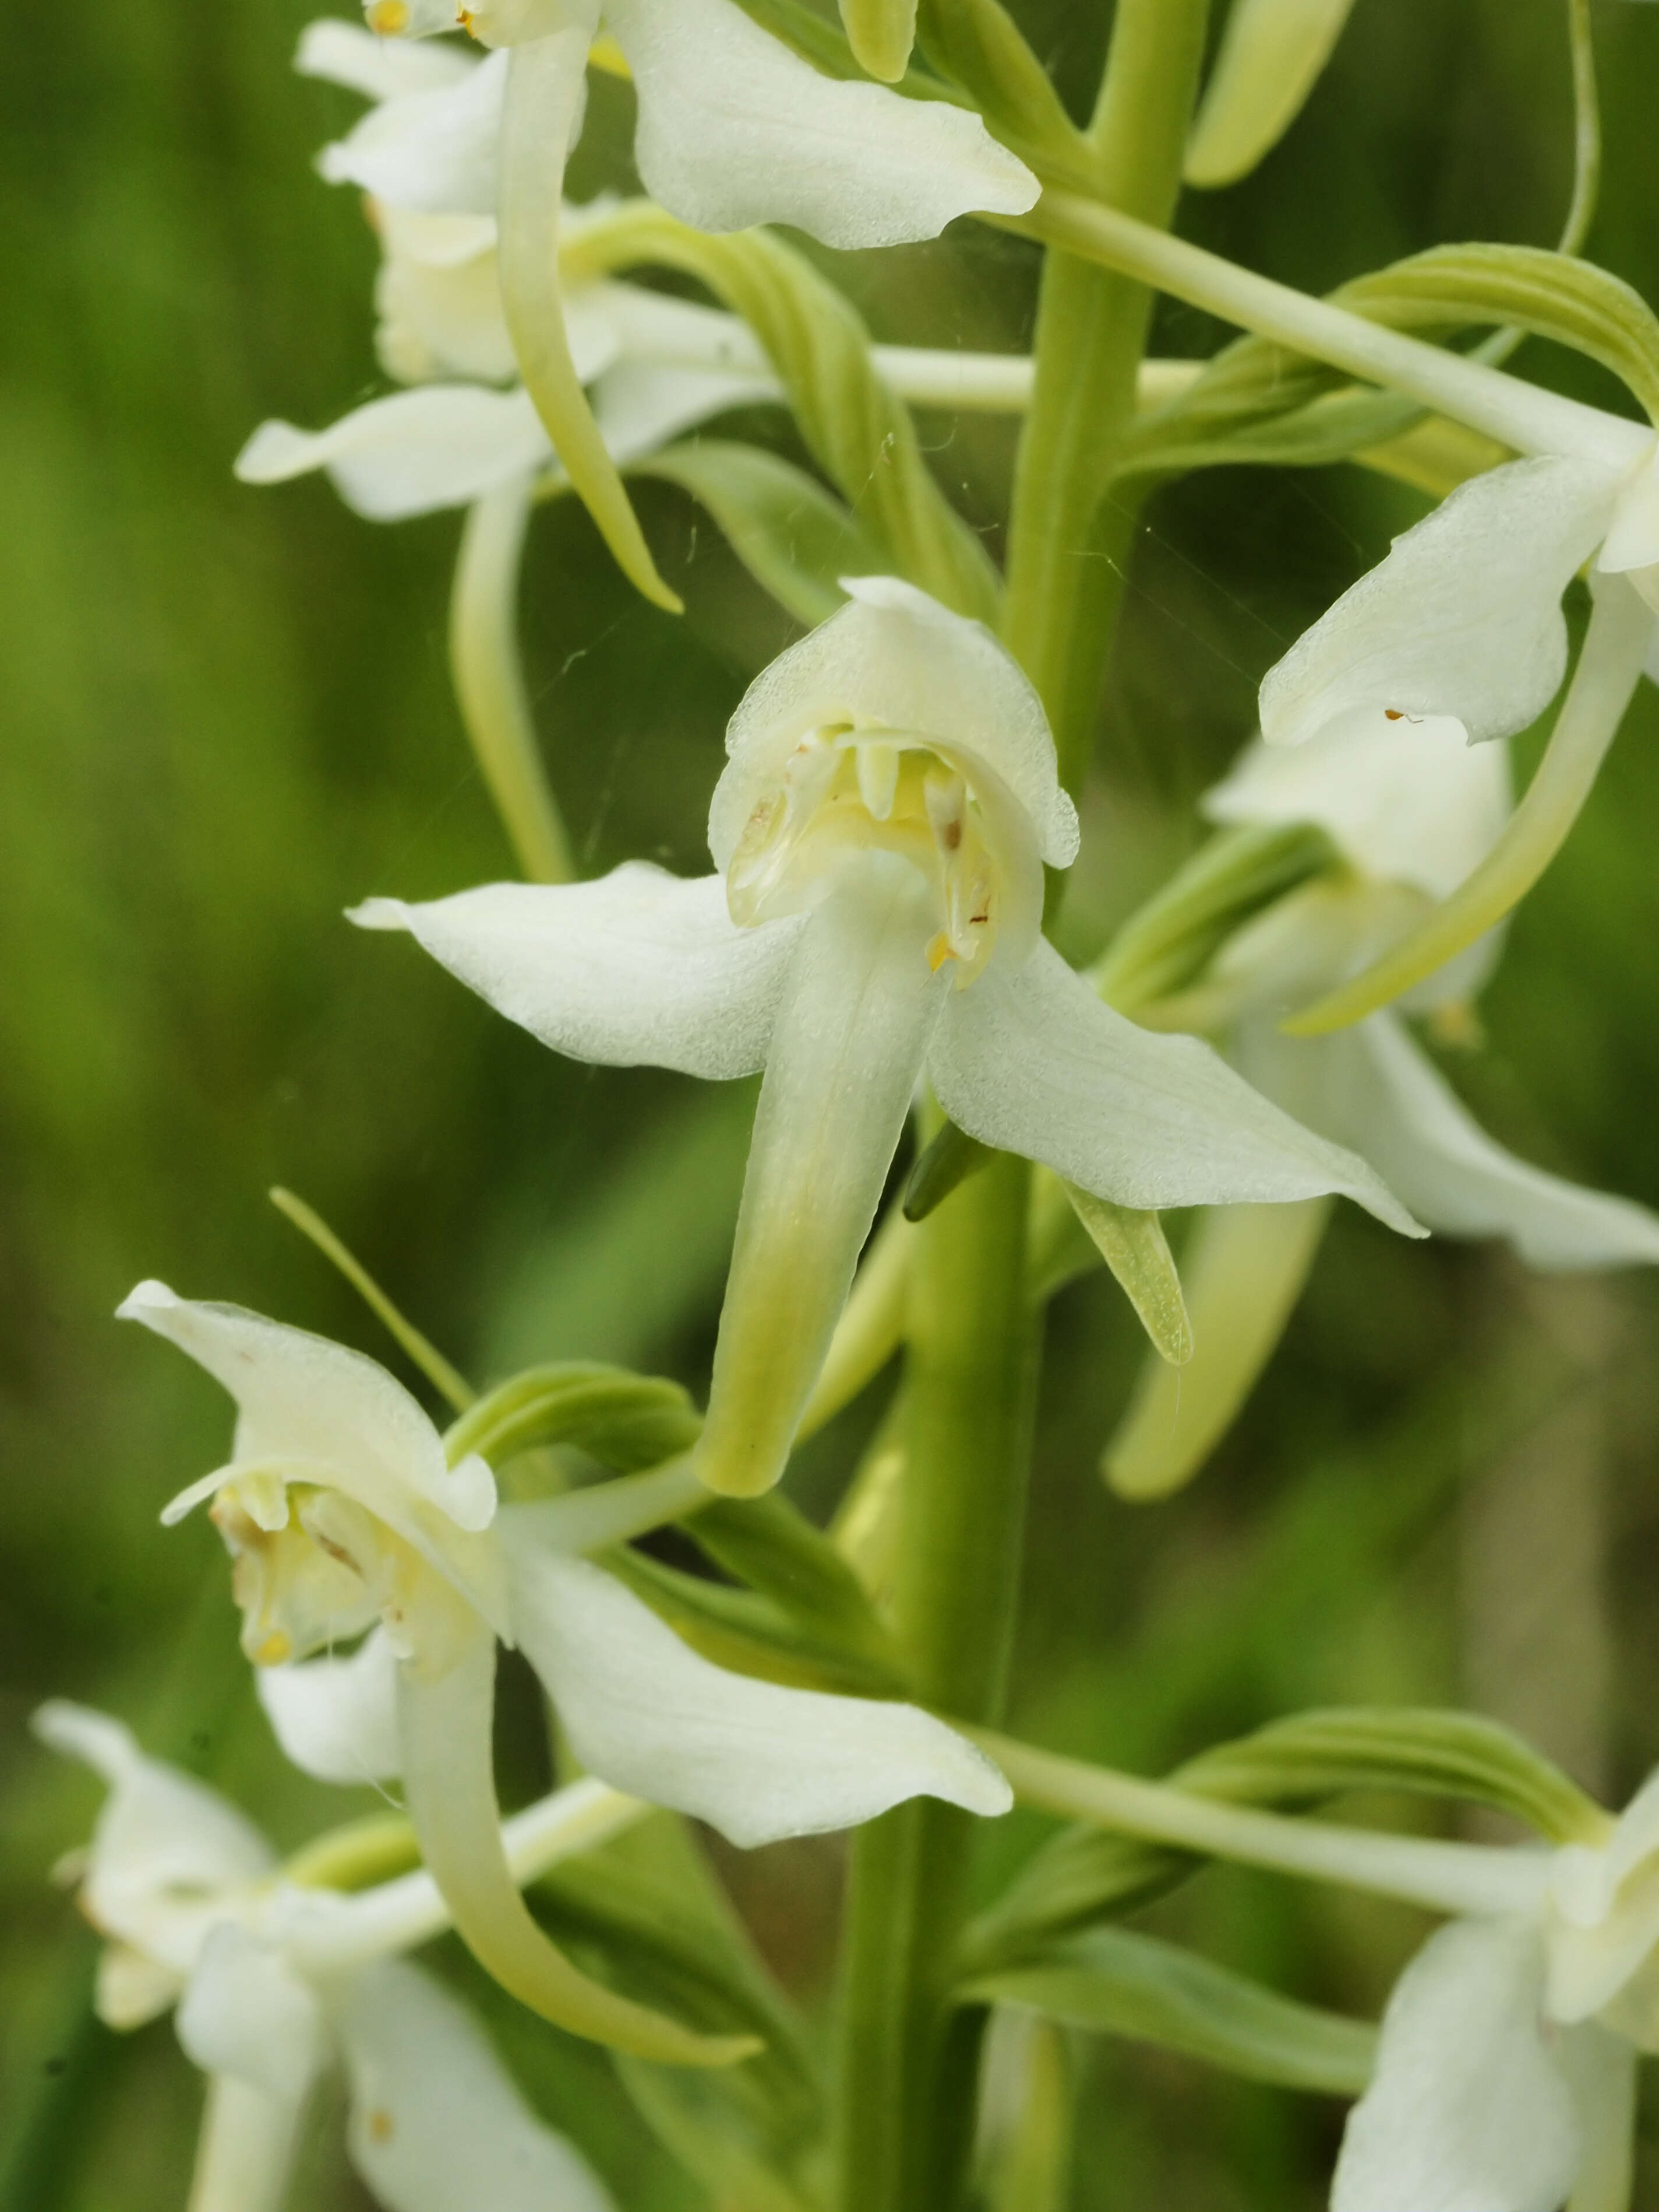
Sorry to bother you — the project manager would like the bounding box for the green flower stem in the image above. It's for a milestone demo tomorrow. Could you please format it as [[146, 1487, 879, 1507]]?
[[835, 1148, 1039, 2212], [1002, 0, 1212, 802]]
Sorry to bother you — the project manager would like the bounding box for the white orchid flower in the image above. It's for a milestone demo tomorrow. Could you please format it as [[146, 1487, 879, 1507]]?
[[355, 577, 1418, 1501], [1251, 443, 1659, 1031], [33, 1700, 623, 2212], [1107, 707, 1659, 1500], [117, 1279, 1011, 2061], [1327, 1771, 1659, 2212]]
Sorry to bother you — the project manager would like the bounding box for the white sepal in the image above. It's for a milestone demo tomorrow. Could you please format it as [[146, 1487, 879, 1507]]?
[[927, 938, 1420, 1231], [177, 1923, 326, 2107], [336, 1960, 618, 2212], [1332, 1917, 1582, 2212], [351, 868, 805, 1079], [318, 48, 507, 216], [257, 1628, 405, 1787], [1260, 456, 1620, 750], [297, 19, 476, 99], [235, 387, 552, 520], [508, 1547, 1011, 1846]]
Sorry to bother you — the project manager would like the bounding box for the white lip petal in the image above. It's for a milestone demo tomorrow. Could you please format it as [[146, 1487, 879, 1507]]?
[[176, 1924, 326, 2107], [337, 1960, 618, 2212], [351, 867, 805, 1079], [510, 1550, 1012, 1848], [318, 47, 508, 215], [606, 0, 1037, 250], [1259, 455, 1620, 751], [235, 388, 552, 520], [296, 19, 477, 100], [588, 357, 781, 468], [928, 939, 1420, 1232], [1332, 1917, 1582, 2212], [1244, 1015, 1659, 1271], [1204, 718, 1512, 903], [256, 1629, 405, 1787], [711, 576, 1076, 875]]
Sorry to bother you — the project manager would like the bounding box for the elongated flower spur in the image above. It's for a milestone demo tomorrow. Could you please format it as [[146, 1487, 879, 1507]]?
[[356, 578, 1420, 1498]]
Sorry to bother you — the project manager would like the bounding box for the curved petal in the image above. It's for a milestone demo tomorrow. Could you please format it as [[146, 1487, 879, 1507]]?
[[1204, 718, 1512, 902], [510, 1550, 1010, 1846], [1247, 1016, 1659, 1270], [296, 19, 475, 100], [351, 867, 803, 1079], [1185, 0, 1357, 188], [608, 0, 1037, 249], [590, 357, 781, 467], [235, 387, 552, 521], [257, 1629, 404, 1787], [927, 939, 1418, 1231], [177, 1924, 326, 2108], [696, 859, 946, 1496], [394, 1629, 755, 2063], [711, 576, 1077, 874], [317, 48, 506, 215], [1332, 1918, 1582, 2212], [337, 1960, 617, 2212], [1259, 456, 1619, 752]]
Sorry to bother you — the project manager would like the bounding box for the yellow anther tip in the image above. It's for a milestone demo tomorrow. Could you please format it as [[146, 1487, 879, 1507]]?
[[253, 1631, 294, 1667], [926, 933, 956, 974], [366, 1, 410, 31]]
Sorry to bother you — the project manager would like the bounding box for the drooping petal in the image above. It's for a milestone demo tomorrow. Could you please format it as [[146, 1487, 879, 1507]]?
[[1204, 717, 1512, 902], [1104, 1197, 1332, 1501], [235, 387, 553, 521], [1332, 1918, 1582, 2212], [296, 18, 475, 100], [318, 48, 507, 215], [606, 0, 1037, 249], [711, 575, 1078, 877], [186, 2071, 312, 2212], [352, 867, 802, 1078], [395, 1627, 753, 2063], [1556, 2025, 1637, 2212], [509, 1548, 1011, 1845], [32, 1702, 273, 1983], [116, 1283, 506, 1629], [336, 1960, 618, 2212], [590, 357, 781, 468], [1184, 0, 1357, 188], [1242, 1015, 1659, 1271], [176, 1924, 326, 2108], [696, 855, 948, 1495], [1259, 456, 1619, 752], [256, 1628, 404, 1787], [927, 939, 1418, 1231]]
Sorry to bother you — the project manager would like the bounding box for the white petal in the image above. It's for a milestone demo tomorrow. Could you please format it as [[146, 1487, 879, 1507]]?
[[296, 19, 476, 100], [374, 209, 517, 386], [588, 357, 781, 467], [1548, 1772, 1659, 2026], [711, 576, 1078, 877], [1597, 444, 1659, 576], [177, 1924, 326, 2107], [695, 855, 947, 1496], [510, 1550, 1011, 1847], [607, 0, 1037, 248], [1204, 718, 1512, 902], [351, 867, 804, 1079], [318, 48, 507, 214], [32, 1702, 274, 1964], [1260, 456, 1619, 751], [235, 387, 552, 520], [337, 1960, 617, 2212], [1248, 1016, 1659, 1270], [1332, 1918, 1582, 2212], [927, 939, 1419, 1231], [97, 1943, 187, 2030], [256, 1629, 404, 1787]]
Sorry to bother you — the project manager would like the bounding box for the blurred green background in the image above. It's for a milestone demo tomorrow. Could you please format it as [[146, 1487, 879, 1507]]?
[[6, 0, 1659, 2204]]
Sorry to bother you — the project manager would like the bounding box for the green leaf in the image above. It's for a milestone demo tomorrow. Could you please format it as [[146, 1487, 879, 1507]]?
[[444, 1363, 701, 1474], [563, 203, 1002, 622], [962, 1927, 1375, 2097], [631, 440, 890, 630], [1061, 1188, 1191, 1366], [1090, 821, 1341, 1016]]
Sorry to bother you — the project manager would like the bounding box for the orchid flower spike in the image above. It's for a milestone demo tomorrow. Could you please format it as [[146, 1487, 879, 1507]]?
[[1107, 707, 1659, 1501], [32, 1700, 620, 2212], [115, 1280, 1010, 2061], [343, 0, 1036, 604], [235, 23, 782, 523], [1256, 438, 1659, 1030], [356, 578, 1420, 1500], [1328, 1770, 1659, 2212]]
